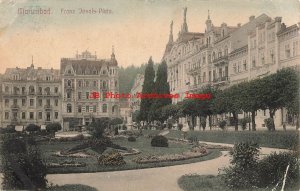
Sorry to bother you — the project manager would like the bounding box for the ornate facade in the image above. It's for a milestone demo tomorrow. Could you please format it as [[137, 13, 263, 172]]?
[[1, 63, 61, 128], [163, 8, 300, 129], [61, 50, 120, 131]]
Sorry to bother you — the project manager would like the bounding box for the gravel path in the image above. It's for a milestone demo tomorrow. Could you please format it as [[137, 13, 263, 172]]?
[[47, 144, 287, 191]]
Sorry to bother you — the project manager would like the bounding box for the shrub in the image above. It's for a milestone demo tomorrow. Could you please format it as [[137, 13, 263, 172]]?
[[0, 127, 16, 134], [167, 122, 173, 129], [218, 120, 226, 130], [114, 127, 119, 135], [25, 124, 41, 133], [151, 135, 168, 147], [122, 124, 127, 130], [264, 118, 275, 131], [1, 137, 47, 190], [178, 123, 183, 131], [257, 152, 299, 188], [239, 118, 249, 131], [128, 136, 136, 142], [98, 151, 126, 166], [221, 142, 260, 189], [88, 117, 110, 139], [46, 123, 62, 136]]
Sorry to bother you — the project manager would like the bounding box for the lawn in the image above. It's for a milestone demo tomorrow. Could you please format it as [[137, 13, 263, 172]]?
[[41, 136, 222, 174], [164, 130, 299, 149], [178, 175, 300, 191]]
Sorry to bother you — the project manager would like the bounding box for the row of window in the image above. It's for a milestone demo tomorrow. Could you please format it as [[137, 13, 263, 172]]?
[[4, 99, 59, 107], [66, 104, 117, 113], [4, 86, 59, 94], [4, 111, 59, 120]]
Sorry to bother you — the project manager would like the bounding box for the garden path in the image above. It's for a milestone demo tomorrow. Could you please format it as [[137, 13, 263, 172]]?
[[47, 144, 287, 191]]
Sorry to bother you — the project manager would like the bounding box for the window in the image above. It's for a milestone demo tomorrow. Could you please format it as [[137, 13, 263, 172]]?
[[67, 80, 72, 87], [54, 87, 58, 93], [261, 53, 265, 65], [67, 104, 72, 113], [5, 86, 9, 93], [270, 49, 274, 63], [102, 92, 106, 101], [39, 87, 42, 94], [55, 99, 58, 106], [13, 99, 17, 105], [46, 112, 50, 121], [30, 99, 34, 106], [285, 44, 290, 58], [86, 105, 89, 112], [102, 81, 106, 89], [55, 112, 58, 119], [86, 92, 89, 99], [46, 76, 51, 81], [293, 41, 298, 56], [93, 81, 97, 87], [39, 112, 42, 119], [252, 56, 256, 67], [203, 72, 206, 83], [30, 112, 34, 120], [243, 60, 247, 71], [115, 80, 118, 87], [78, 105, 82, 113], [209, 71, 211, 82], [78, 80, 82, 87], [67, 91, 71, 99], [85, 81, 89, 87], [78, 92, 82, 100], [22, 99, 26, 106], [5, 112, 9, 120], [102, 104, 107, 113], [38, 99, 42, 106], [22, 112, 26, 119], [29, 86, 35, 94], [22, 87, 26, 94], [5, 99, 9, 107], [93, 105, 96, 112], [233, 63, 237, 73], [46, 99, 50, 106]]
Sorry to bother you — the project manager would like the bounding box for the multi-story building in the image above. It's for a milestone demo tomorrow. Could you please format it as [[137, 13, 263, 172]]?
[[163, 8, 300, 129], [1, 63, 62, 128], [60, 50, 120, 131], [130, 73, 144, 112]]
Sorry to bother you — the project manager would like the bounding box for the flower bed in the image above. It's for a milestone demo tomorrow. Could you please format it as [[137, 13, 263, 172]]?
[[52, 151, 91, 158], [47, 161, 86, 168], [132, 146, 208, 164], [98, 151, 126, 166]]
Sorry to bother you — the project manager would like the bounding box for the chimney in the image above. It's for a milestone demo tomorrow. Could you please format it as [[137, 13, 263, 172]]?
[[237, 23, 241, 27], [249, 15, 255, 21], [38, 67, 42, 70]]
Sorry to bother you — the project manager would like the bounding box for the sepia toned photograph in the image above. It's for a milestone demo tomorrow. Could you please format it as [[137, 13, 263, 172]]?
[[0, 0, 299, 190]]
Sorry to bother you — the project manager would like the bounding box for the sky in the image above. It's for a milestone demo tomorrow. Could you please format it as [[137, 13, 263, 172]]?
[[0, 0, 299, 73]]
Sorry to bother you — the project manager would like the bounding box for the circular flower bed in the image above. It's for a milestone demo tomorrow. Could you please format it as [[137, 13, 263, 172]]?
[[98, 151, 126, 166]]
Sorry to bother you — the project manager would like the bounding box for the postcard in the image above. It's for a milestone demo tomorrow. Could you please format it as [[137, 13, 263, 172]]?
[[0, 0, 299, 190]]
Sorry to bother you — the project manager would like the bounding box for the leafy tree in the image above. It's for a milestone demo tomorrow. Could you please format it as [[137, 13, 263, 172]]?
[[110, 118, 123, 126], [181, 99, 198, 130], [88, 117, 110, 138], [25, 124, 40, 133], [1, 137, 47, 190], [140, 57, 155, 122], [45, 123, 62, 136], [132, 110, 141, 122]]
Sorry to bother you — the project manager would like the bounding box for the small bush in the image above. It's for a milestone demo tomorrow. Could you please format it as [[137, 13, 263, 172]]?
[[167, 122, 173, 129], [98, 151, 126, 166], [218, 120, 226, 130], [264, 118, 275, 131], [25, 124, 41, 133], [151, 135, 168, 147], [0, 127, 16, 134], [239, 118, 249, 130], [122, 125, 127, 130], [257, 152, 299, 188], [114, 127, 119, 135], [128, 136, 136, 142]]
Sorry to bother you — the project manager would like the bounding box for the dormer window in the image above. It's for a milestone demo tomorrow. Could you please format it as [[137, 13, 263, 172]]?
[[68, 70, 71, 74]]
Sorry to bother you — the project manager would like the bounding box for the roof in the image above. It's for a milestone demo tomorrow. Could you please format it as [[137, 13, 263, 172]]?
[[230, 14, 271, 50], [177, 32, 204, 43], [277, 24, 299, 36], [3, 66, 60, 81]]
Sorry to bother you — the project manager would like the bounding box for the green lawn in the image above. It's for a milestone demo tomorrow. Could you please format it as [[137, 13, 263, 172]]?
[[178, 175, 300, 191], [41, 136, 221, 174], [164, 130, 299, 149]]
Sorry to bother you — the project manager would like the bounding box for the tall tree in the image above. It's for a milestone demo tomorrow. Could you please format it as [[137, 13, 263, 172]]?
[[149, 61, 172, 122], [139, 57, 155, 122]]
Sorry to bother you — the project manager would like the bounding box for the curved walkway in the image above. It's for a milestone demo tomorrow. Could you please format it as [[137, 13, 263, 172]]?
[[47, 144, 287, 191]]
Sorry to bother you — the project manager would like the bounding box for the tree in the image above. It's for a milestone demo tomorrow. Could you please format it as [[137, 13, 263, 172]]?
[[25, 124, 40, 133], [149, 61, 172, 123], [1, 136, 47, 190], [110, 118, 123, 126], [140, 57, 155, 122], [88, 117, 110, 138], [45, 123, 62, 136], [181, 99, 198, 130]]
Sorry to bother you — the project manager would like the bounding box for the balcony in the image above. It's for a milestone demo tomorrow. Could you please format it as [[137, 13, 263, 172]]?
[[11, 104, 20, 110], [44, 105, 53, 110], [213, 76, 230, 86], [213, 55, 228, 66]]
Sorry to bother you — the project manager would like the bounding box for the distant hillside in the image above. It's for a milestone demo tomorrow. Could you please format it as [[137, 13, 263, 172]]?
[[119, 63, 158, 94]]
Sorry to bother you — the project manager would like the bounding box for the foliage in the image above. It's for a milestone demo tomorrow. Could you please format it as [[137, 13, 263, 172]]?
[[88, 117, 110, 139], [128, 136, 136, 142], [200, 116, 207, 130], [239, 118, 249, 130], [140, 57, 155, 122], [218, 120, 227, 130], [178, 124, 183, 131], [46, 123, 62, 133], [151, 135, 168, 147], [98, 151, 126, 166], [1, 136, 47, 190], [257, 152, 299, 188], [0, 126, 16, 134], [26, 124, 41, 132], [264, 118, 275, 131], [110, 118, 123, 126], [221, 142, 260, 189], [132, 110, 141, 122]]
